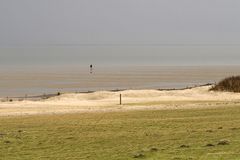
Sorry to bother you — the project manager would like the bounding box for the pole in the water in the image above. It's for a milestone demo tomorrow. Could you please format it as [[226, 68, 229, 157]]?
[[90, 64, 93, 74]]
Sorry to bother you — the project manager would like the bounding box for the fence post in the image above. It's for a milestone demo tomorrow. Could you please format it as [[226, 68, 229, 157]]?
[[120, 94, 122, 105]]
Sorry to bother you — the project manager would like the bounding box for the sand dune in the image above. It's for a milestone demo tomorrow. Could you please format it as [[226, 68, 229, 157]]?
[[0, 85, 240, 116]]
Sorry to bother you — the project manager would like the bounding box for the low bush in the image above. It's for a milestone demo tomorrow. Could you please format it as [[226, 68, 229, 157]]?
[[210, 76, 240, 92]]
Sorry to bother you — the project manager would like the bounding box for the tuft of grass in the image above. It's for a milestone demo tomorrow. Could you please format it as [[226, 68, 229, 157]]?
[[210, 76, 240, 92], [133, 152, 145, 158], [149, 147, 158, 152], [179, 144, 190, 148], [217, 139, 230, 145], [206, 130, 213, 133], [4, 140, 11, 144], [205, 143, 215, 147]]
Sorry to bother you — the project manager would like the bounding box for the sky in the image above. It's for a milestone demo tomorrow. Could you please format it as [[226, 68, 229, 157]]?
[[0, 0, 240, 67]]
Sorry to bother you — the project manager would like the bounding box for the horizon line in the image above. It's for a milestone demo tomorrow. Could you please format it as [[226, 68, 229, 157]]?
[[1, 43, 240, 47]]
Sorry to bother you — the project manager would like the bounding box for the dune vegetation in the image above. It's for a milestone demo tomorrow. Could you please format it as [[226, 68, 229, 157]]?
[[211, 76, 240, 93], [1, 106, 240, 160]]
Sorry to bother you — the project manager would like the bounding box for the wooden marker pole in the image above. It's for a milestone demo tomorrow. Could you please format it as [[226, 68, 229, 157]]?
[[120, 94, 122, 105]]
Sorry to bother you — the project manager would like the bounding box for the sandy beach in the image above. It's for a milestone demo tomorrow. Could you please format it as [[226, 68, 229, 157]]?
[[0, 85, 240, 116]]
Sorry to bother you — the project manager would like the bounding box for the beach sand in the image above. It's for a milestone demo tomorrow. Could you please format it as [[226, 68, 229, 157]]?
[[0, 85, 240, 116]]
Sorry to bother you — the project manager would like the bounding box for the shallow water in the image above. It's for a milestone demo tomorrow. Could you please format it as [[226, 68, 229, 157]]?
[[0, 66, 240, 97]]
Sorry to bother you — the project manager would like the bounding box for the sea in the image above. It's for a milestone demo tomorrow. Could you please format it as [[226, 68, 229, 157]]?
[[0, 65, 239, 97], [1, 46, 240, 97]]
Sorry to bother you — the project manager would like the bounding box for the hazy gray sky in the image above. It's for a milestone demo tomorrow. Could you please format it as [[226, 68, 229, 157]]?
[[1, 0, 240, 45], [0, 0, 240, 66]]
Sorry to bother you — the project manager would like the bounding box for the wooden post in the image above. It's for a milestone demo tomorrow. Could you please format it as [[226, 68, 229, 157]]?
[[120, 94, 122, 105]]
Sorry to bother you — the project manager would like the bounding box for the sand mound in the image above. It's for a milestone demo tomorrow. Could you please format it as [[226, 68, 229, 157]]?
[[0, 85, 240, 116]]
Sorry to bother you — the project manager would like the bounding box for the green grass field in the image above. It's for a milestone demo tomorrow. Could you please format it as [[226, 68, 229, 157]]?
[[1, 106, 240, 160]]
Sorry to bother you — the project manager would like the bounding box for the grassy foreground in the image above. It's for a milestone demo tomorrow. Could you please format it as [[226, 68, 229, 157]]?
[[1, 106, 240, 160]]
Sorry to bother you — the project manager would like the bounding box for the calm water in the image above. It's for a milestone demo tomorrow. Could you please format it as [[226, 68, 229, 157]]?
[[0, 66, 240, 97]]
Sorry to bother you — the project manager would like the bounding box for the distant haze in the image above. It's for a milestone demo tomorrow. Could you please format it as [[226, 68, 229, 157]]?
[[0, 46, 240, 68], [0, 0, 240, 67]]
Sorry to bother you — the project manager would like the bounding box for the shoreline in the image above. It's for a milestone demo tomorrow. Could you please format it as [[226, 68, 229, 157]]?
[[0, 83, 214, 102]]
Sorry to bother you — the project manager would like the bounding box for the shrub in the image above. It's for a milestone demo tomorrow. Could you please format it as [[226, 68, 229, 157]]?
[[210, 76, 240, 93]]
